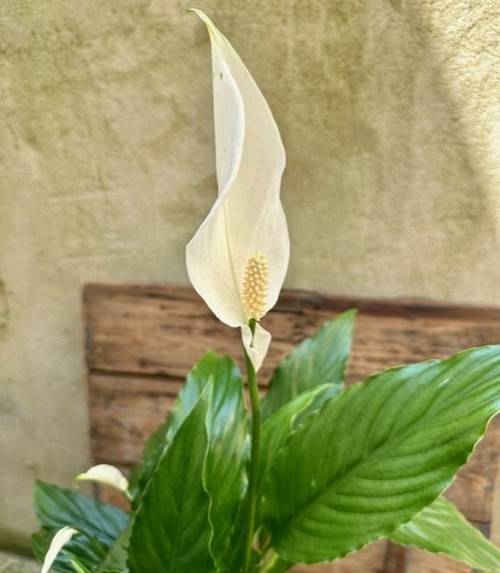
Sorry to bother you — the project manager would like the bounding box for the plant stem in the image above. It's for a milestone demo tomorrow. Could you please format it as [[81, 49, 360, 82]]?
[[259, 551, 292, 573], [243, 320, 261, 572]]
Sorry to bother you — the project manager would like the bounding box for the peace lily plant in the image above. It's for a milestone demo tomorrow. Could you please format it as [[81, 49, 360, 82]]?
[[33, 10, 500, 573]]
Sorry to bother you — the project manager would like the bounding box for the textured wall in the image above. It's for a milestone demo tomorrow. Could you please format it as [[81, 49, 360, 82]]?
[[0, 0, 498, 548]]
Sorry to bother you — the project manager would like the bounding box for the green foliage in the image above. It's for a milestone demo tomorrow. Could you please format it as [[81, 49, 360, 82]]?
[[69, 559, 93, 573], [130, 351, 249, 567], [128, 388, 215, 572], [94, 522, 132, 573], [31, 482, 127, 572], [258, 384, 339, 495], [33, 481, 127, 543], [32, 332, 500, 573], [261, 310, 356, 421], [389, 495, 500, 571], [261, 346, 500, 565], [129, 352, 247, 503]]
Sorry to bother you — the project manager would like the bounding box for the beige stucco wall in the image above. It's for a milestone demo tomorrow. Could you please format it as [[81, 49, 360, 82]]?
[[0, 0, 498, 549]]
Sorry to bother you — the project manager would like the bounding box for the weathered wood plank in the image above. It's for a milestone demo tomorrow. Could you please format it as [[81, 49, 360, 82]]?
[[84, 283, 500, 383], [492, 459, 500, 546], [88, 373, 182, 465], [445, 416, 500, 523], [84, 282, 500, 573], [404, 546, 472, 572]]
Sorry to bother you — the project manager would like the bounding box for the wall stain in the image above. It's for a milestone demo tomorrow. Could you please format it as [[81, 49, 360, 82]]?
[[0, 390, 19, 434], [0, 279, 9, 336]]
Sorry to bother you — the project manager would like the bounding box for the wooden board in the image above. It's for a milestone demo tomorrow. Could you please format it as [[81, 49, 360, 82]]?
[[84, 282, 500, 572]]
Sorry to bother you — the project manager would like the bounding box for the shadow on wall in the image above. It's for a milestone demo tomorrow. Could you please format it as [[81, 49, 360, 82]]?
[[0, 526, 33, 557]]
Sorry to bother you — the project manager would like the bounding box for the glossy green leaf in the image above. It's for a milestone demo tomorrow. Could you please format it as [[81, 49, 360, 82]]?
[[389, 495, 500, 571], [259, 553, 293, 573], [226, 387, 345, 569], [68, 558, 93, 573], [262, 346, 500, 564], [172, 353, 249, 567], [95, 520, 132, 573], [127, 422, 167, 500], [129, 352, 248, 568], [223, 384, 336, 570], [201, 359, 249, 564], [34, 481, 127, 545], [166, 353, 242, 439], [259, 384, 339, 493], [221, 499, 252, 572], [128, 388, 216, 573], [32, 481, 128, 571], [261, 310, 356, 421], [129, 352, 246, 501]]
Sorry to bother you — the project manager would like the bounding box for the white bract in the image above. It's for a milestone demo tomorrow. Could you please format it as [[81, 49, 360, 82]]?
[[41, 526, 78, 573], [186, 10, 289, 371], [75, 463, 129, 495]]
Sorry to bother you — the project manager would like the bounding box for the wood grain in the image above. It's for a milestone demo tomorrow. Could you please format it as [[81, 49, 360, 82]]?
[[84, 282, 500, 573]]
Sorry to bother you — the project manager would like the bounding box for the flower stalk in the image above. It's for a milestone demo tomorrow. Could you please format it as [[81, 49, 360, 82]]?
[[259, 552, 292, 573], [243, 319, 261, 572]]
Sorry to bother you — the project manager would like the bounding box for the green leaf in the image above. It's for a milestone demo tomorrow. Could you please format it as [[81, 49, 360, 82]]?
[[259, 384, 339, 493], [128, 388, 216, 573], [262, 345, 500, 564], [129, 353, 248, 569], [261, 310, 356, 421], [129, 351, 246, 502], [32, 481, 128, 571], [34, 481, 127, 545], [389, 495, 500, 571], [201, 357, 249, 564], [127, 424, 167, 502], [259, 552, 293, 573], [69, 558, 93, 573], [224, 386, 344, 570], [95, 520, 133, 573], [225, 386, 339, 570]]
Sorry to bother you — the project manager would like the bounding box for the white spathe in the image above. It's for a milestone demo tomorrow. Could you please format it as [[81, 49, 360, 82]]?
[[75, 463, 129, 494], [41, 526, 78, 573], [186, 10, 289, 371]]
